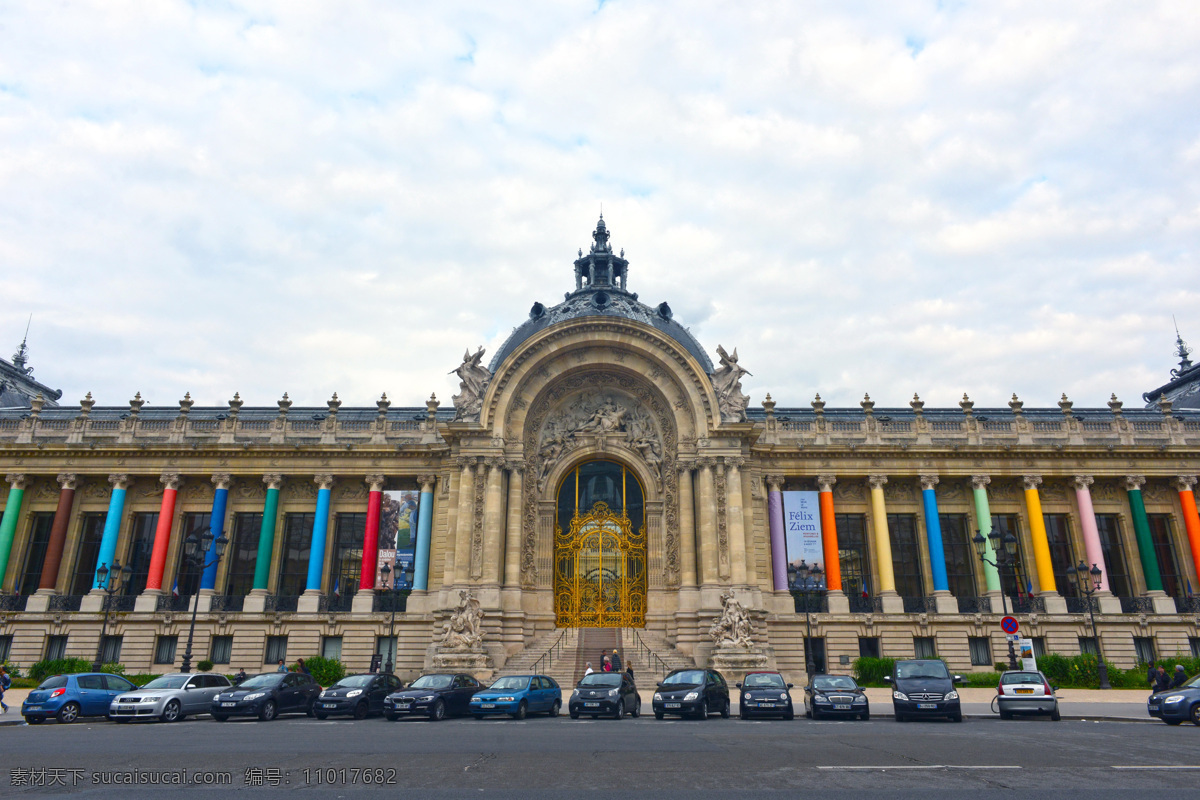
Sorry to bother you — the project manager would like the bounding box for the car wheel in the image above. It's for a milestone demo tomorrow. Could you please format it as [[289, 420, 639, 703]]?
[[431, 699, 446, 721], [1191, 704, 1200, 727], [951, 711, 963, 723], [548, 700, 560, 718], [895, 713, 907, 722], [721, 699, 731, 719], [697, 700, 708, 720], [614, 699, 624, 720], [860, 711, 870, 721], [812, 709, 822, 721], [512, 701, 526, 720], [570, 711, 579, 719], [25, 716, 43, 724], [631, 698, 641, 719], [353, 702, 369, 721], [315, 712, 328, 720], [783, 707, 794, 721], [212, 714, 228, 722], [115, 717, 131, 724], [1050, 706, 1061, 722], [306, 699, 316, 718], [161, 700, 182, 723], [57, 702, 81, 724], [1164, 718, 1183, 725], [258, 700, 277, 722], [386, 713, 399, 721], [654, 711, 664, 720], [473, 714, 484, 720]]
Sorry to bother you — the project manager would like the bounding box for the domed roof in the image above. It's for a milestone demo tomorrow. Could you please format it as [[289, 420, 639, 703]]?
[[488, 218, 714, 374], [1143, 329, 1200, 410]]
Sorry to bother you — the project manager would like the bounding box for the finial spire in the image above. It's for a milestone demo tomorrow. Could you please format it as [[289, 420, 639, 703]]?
[[1173, 316, 1192, 373], [11, 314, 31, 373]]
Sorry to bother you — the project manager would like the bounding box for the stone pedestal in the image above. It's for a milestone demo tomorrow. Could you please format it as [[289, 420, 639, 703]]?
[[351, 590, 376, 613], [81, 590, 104, 612], [880, 592, 904, 615], [985, 590, 1004, 614], [1097, 593, 1123, 615], [1040, 592, 1068, 615], [1147, 591, 1177, 615], [243, 589, 268, 613], [826, 590, 849, 614], [931, 590, 957, 615], [134, 589, 161, 613], [26, 589, 54, 612], [298, 589, 321, 614], [707, 645, 769, 679], [196, 588, 214, 613], [431, 650, 494, 681]]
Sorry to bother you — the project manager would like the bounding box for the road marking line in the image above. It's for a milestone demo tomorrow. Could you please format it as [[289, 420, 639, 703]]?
[[1111, 766, 1200, 770], [816, 766, 1021, 771]]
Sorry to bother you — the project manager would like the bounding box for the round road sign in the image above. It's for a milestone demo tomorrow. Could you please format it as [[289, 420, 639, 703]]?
[[1001, 616, 1019, 634]]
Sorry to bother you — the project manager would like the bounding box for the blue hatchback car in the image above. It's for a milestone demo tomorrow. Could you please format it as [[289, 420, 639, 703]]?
[[23, 672, 137, 724], [469, 674, 561, 720]]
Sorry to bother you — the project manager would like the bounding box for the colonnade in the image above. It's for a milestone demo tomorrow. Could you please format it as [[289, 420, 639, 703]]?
[[675, 457, 757, 589]]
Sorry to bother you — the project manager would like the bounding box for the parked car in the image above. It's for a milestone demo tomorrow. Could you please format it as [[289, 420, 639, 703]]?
[[1148, 673, 1200, 726], [210, 672, 321, 721], [569, 671, 641, 719], [803, 674, 869, 720], [652, 668, 730, 720], [22, 672, 137, 724], [995, 670, 1060, 721], [468, 674, 562, 719], [385, 673, 483, 721], [315, 673, 402, 720], [736, 671, 795, 720], [884, 659, 963, 722], [110, 672, 232, 723]]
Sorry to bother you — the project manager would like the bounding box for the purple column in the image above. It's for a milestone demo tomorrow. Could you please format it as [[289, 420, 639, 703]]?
[[1074, 475, 1109, 592], [766, 477, 788, 591]]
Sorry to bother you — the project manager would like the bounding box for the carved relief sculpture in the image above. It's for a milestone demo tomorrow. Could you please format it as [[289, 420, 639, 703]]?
[[711, 345, 751, 422], [438, 589, 485, 652], [709, 591, 753, 649], [451, 347, 492, 421]]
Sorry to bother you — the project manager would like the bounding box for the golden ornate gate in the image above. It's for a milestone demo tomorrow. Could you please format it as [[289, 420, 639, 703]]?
[[554, 501, 646, 628]]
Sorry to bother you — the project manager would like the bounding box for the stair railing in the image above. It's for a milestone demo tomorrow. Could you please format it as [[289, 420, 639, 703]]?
[[530, 628, 568, 676], [627, 628, 672, 680]]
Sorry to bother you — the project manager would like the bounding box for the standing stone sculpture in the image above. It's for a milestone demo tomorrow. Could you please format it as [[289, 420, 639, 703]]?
[[711, 345, 751, 422], [707, 590, 769, 674], [432, 589, 494, 678], [451, 347, 491, 421]]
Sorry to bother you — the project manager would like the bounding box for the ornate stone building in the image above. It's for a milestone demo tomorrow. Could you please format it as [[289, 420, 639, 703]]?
[[1, 217, 1199, 680]]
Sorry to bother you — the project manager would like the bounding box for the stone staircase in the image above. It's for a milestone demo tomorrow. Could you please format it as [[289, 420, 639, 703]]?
[[619, 628, 695, 684], [494, 627, 696, 690], [497, 627, 580, 688]]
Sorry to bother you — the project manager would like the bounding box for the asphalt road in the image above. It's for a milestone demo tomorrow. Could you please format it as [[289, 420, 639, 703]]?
[[4, 711, 1199, 798]]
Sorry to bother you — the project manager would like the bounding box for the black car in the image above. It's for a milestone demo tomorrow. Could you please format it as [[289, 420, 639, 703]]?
[[1148, 672, 1200, 726], [804, 674, 869, 720], [653, 668, 730, 720], [884, 659, 962, 722], [315, 673, 402, 720], [211, 672, 321, 721], [569, 671, 641, 719], [736, 671, 794, 720], [385, 673, 483, 721]]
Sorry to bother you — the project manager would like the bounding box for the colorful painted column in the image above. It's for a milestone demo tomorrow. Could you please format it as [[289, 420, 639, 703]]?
[[971, 475, 1000, 592], [1125, 475, 1164, 592], [918, 476, 949, 592], [305, 475, 334, 592], [415, 475, 437, 592], [0, 474, 28, 589], [868, 475, 896, 594], [360, 475, 385, 591], [816, 475, 842, 592], [145, 473, 181, 591], [1176, 476, 1200, 586], [201, 473, 231, 590], [765, 475, 788, 591], [252, 474, 283, 592], [38, 474, 77, 592], [1073, 476, 1109, 592], [93, 474, 129, 588], [1023, 475, 1056, 593]]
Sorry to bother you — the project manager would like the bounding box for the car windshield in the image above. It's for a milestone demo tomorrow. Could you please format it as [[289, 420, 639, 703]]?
[[332, 675, 376, 689], [410, 675, 454, 689], [813, 676, 857, 691], [1000, 672, 1042, 685], [142, 676, 190, 690], [579, 674, 622, 687], [744, 673, 786, 689], [663, 670, 706, 686], [38, 676, 68, 690], [488, 676, 530, 691], [1186, 674, 1200, 689], [895, 661, 950, 680], [238, 674, 282, 689]]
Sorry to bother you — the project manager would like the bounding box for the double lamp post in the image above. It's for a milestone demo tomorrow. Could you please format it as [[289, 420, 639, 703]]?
[[91, 561, 133, 672], [377, 561, 414, 674], [787, 560, 825, 675], [178, 526, 228, 673]]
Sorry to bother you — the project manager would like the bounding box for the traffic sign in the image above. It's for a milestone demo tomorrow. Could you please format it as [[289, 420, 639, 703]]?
[[1001, 616, 1019, 634]]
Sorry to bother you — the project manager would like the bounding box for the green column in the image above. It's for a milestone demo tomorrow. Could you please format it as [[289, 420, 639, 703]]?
[[1126, 478, 1164, 593], [0, 475, 27, 590], [972, 476, 1001, 593], [252, 478, 281, 591]]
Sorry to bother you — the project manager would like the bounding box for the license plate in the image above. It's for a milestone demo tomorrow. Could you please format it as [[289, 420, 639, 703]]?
[[119, 704, 134, 708], [481, 703, 495, 709], [1015, 688, 1033, 694], [221, 702, 237, 707], [1149, 704, 1159, 709], [834, 704, 851, 710], [665, 703, 681, 708], [398, 701, 411, 706], [917, 703, 936, 709], [757, 703, 776, 708], [26, 706, 40, 711], [585, 702, 600, 707], [322, 703, 337, 709]]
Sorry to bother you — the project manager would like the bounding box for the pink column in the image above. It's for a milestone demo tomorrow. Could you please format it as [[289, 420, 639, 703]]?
[[1074, 475, 1108, 592], [359, 475, 385, 591], [146, 473, 181, 591]]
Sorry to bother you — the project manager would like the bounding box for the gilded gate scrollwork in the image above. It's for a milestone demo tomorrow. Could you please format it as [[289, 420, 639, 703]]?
[[554, 502, 646, 628]]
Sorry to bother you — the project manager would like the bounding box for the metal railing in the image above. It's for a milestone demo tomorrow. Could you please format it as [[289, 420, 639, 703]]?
[[318, 593, 354, 613], [156, 594, 192, 612], [1066, 597, 1098, 614], [847, 595, 883, 613], [1011, 596, 1046, 614], [106, 595, 136, 612], [626, 628, 672, 681], [210, 594, 245, 613], [49, 595, 83, 612], [902, 596, 933, 614], [530, 629, 569, 676], [956, 596, 992, 614], [264, 594, 299, 613], [373, 591, 410, 613], [1177, 595, 1200, 613], [1119, 596, 1156, 614], [0, 593, 27, 611], [791, 592, 829, 614]]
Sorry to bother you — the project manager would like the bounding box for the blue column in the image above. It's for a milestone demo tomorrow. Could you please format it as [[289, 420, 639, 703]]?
[[414, 478, 435, 591], [201, 476, 230, 590], [921, 475, 949, 593], [305, 477, 333, 592], [93, 475, 128, 588]]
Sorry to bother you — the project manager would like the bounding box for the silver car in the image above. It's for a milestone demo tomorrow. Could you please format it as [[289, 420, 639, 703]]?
[[996, 669, 1060, 721], [110, 673, 232, 723]]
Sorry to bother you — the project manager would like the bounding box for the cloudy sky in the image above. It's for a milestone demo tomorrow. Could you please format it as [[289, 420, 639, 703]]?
[[1, 1, 1197, 412]]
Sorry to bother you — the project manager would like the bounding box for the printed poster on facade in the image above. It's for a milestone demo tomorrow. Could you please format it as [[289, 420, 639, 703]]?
[[1018, 637, 1037, 671], [376, 489, 418, 589], [781, 491, 823, 573]]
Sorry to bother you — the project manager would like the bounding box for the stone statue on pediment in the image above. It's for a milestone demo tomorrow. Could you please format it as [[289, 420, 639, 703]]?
[[712, 345, 751, 422], [451, 347, 491, 421]]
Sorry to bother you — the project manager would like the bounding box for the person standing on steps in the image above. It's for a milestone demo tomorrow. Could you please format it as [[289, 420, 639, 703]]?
[[584, 662, 594, 677], [610, 649, 623, 674]]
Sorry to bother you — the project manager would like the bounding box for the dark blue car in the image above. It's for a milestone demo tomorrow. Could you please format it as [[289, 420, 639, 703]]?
[[22, 672, 136, 724], [469, 674, 561, 719], [1148, 673, 1200, 725]]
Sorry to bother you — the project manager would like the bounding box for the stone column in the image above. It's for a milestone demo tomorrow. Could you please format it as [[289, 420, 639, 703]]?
[[352, 474, 386, 613], [1175, 476, 1200, 591], [244, 474, 283, 613], [451, 458, 477, 585], [501, 464, 524, 595], [677, 463, 697, 589], [1073, 476, 1108, 591], [135, 473, 182, 612], [481, 459, 505, 585], [920, 475, 956, 613], [817, 476, 848, 613], [868, 475, 902, 613], [971, 476, 1001, 594], [1126, 475, 1175, 613], [1024, 475, 1066, 614], [765, 475, 787, 591], [414, 474, 438, 593], [29, 474, 76, 609], [298, 474, 334, 613], [725, 457, 748, 586], [201, 473, 232, 591], [0, 474, 27, 590], [696, 458, 719, 586], [82, 474, 128, 612]]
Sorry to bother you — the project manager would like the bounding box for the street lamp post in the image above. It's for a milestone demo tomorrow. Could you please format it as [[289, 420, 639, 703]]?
[[971, 528, 1021, 671], [1066, 561, 1111, 690], [377, 562, 414, 675], [787, 560, 826, 675], [92, 561, 133, 672], [178, 526, 229, 673]]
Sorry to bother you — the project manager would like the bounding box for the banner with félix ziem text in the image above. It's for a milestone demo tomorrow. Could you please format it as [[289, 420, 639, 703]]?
[[782, 491, 824, 572]]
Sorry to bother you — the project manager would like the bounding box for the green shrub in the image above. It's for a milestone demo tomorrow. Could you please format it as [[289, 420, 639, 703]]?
[[197, 660, 214, 673], [298, 656, 344, 687], [125, 674, 160, 687], [852, 657, 895, 686], [962, 672, 1001, 688], [1, 661, 23, 678], [101, 662, 126, 675], [28, 658, 93, 682]]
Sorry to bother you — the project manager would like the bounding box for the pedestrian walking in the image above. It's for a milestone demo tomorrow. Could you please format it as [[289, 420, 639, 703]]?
[[1171, 664, 1188, 689], [584, 662, 594, 677], [277, 659, 287, 673], [1154, 666, 1171, 693], [297, 658, 311, 675], [0, 665, 10, 713], [610, 649, 623, 673], [1146, 661, 1157, 687], [625, 665, 635, 684]]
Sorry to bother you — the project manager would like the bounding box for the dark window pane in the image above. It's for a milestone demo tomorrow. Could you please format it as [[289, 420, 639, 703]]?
[[225, 513, 262, 597], [277, 514, 313, 597], [991, 514, 1029, 598], [332, 513, 366, 596], [19, 513, 55, 595], [858, 637, 880, 658], [1095, 514, 1132, 598], [836, 514, 871, 597], [155, 636, 178, 665], [45, 635, 68, 660], [70, 514, 107, 596], [174, 512, 210, 596], [887, 514, 924, 598], [209, 635, 232, 665], [123, 513, 159, 595], [968, 637, 992, 666], [1043, 514, 1077, 598], [940, 514, 976, 598], [265, 635, 288, 664], [1147, 515, 1183, 598]]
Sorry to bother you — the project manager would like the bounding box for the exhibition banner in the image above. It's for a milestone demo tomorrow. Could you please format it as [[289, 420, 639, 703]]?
[[782, 490, 824, 572], [1018, 637, 1037, 671], [377, 489, 418, 588]]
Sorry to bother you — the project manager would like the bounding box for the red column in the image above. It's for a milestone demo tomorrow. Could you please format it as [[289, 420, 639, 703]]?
[[1177, 477, 1200, 586], [38, 474, 77, 591], [359, 476, 385, 591], [818, 476, 842, 592], [146, 474, 181, 591]]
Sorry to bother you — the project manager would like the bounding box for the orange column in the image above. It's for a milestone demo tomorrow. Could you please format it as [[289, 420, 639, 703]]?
[[817, 475, 842, 592], [1177, 476, 1200, 586], [146, 473, 181, 591]]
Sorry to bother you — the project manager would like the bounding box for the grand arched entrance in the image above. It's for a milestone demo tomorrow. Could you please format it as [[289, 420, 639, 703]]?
[[554, 460, 647, 627]]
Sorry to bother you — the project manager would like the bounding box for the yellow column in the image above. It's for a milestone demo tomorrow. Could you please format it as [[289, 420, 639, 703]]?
[[725, 457, 747, 585], [1024, 475, 1056, 593], [503, 462, 524, 589], [677, 462, 697, 588], [869, 475, 896, 594]]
